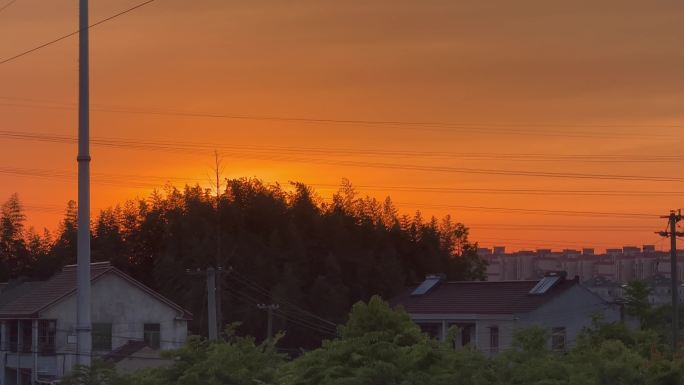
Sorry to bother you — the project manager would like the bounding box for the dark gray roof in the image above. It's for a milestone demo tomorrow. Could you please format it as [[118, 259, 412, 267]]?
[[0, 262, 192, 319], [391, 278, 578, 315], [0, 281, 43, 307]]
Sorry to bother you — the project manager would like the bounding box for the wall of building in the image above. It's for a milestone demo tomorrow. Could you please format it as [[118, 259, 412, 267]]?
[[39, 272, 188, 377], [481, 247, 681, 293], [412, 314, 519, 356], [472, 318, 517, 355], [518, 285, 620, 349]]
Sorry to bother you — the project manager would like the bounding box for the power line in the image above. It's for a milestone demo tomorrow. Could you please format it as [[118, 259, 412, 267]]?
[[314, 184, 684, 197], [224, 285, 336, 336], [387, 201, 659, 219], [4, 129, 684, 164], [227, 269, 337, 328], [5, 133, 684, 183], [0, 0, 157, 65], [1, 99, 684, 138], [0, 0, 17, 14], [2, 168, 664, 219]]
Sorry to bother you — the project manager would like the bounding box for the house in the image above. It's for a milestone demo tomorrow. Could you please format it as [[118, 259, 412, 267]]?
[[391, 272, 619, 355], [583, 275, 623, 302], [0, 262, 192, 385]]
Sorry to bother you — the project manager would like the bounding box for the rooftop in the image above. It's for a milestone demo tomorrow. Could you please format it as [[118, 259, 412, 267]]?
[[0, 262, 192, 319], [391, 277, 579, 315]]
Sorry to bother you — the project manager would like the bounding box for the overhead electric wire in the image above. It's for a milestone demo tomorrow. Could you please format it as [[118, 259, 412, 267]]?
[[0, 0, 16, 14], [224, 285, 336, 336], [0, 0, 157, 65], [468, 223, 654, 230], [226, 269, 338, 329], [4, 132, 684, 184], [3, 166, 666, 219], [4, 129, 684, 164], [227, 269, 337, 328], [314, 185, 684, 197], [388, 201, 659, 219], [1, 99, 684, 138]]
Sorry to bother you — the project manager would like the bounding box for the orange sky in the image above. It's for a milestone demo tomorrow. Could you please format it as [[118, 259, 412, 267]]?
[[1, 0, 683, 252]]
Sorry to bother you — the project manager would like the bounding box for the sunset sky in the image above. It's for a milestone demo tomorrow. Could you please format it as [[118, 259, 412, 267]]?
[[1, 0, 683, 252]]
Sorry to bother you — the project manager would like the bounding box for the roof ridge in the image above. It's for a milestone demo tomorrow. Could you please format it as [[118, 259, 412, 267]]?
[[444, 280, 541, 284], [62, 261, 112, 271]]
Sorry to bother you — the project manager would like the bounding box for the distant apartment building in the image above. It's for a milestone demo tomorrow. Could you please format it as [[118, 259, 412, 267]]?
[[479, 245, 684, 305]]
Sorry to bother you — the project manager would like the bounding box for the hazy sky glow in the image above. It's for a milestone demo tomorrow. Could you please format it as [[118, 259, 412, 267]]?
[[1, 0, 683, 251]]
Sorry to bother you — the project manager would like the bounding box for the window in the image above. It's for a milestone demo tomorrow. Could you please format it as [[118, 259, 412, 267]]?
[[38, 320, 57, 354], [462, 327, 471, 346], [144, 323, 161, 350], [489, 326, 499, 354], [551, 327, 566, 351], [449, 323, 475, 349], [417, 323, 441, 340], [92, 323, 112, 351]]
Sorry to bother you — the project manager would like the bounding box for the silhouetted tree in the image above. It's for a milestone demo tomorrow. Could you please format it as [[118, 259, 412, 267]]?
[[5, 178, 486, 349]]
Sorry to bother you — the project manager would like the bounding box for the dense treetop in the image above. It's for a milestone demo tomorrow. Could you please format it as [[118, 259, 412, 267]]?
[[0, 178, 485, 348]]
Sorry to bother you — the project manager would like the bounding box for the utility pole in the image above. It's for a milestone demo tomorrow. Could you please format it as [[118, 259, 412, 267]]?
[[76, 0, 92, 367], [214, 151, 223, 337], [657, 209, 684, 352], [257, 304, 279, 343], [187, 268, 219, 340]]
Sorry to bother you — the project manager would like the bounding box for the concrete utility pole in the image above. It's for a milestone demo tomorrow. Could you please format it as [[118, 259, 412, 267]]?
[[187, 267, 220, 340], [657, 210, 684, 353], [258, 304, 279, 343], [76, 0, 92, 367]]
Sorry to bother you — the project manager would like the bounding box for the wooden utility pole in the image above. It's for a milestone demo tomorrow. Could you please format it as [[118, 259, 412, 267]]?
[[657, 210, 684, 352]]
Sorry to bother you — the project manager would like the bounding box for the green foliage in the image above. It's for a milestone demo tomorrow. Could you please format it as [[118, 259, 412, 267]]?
[[625, 280, 654, 326], [279, 296, 490, 385], [61, 360, 126, 385], [58, 297, 684, 385], [129, 328, 285, 385]]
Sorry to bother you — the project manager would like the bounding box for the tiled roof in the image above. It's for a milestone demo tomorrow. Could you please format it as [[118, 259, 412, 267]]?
[[391, 279, 578, 315], [0, 262, 192, 319], [0, 281, 43, 307]]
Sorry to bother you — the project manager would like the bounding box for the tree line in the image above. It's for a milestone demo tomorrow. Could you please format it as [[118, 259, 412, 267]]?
[[0, 178, 485, 348]]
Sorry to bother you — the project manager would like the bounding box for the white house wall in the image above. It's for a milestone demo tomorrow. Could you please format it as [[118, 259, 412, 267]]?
[[518, 285, 619, 349], [40, 272, 187, 355]]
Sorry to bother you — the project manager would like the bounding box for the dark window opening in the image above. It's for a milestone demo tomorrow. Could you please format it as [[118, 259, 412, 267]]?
[[92, 323, 113, 351], [417, 323, 441, 340], [489, 326, 499, 354], [38, 320, 57, 354], [144, 323, 161, 350], [551, 327, 566, 351], [449, 323, 475, 349]]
